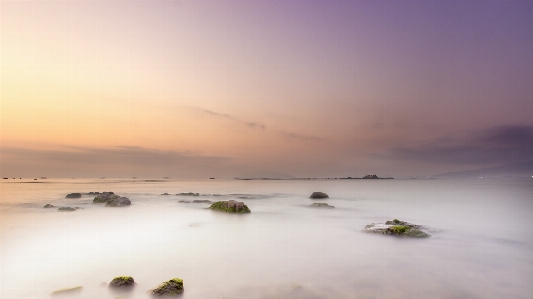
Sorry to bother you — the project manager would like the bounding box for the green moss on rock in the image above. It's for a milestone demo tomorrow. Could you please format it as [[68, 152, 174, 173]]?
[[149, 278, 183, 296], [390, 225, 409, 235], [209, 200, 250, 213]]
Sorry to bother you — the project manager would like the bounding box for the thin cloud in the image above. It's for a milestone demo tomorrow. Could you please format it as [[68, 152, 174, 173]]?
[[279, 131, 323, 142], [189, 107, 267, 130], [381, 125, 533, 165], [0, 146, 232, 177]]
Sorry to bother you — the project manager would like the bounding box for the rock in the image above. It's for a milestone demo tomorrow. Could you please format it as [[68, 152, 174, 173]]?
[[310, 203, 334, 208], [192, 199, 211, 203], [309, 191, 329, 199], [176, 192, 199, 196], [58, 207, 76, 211], [161, 193, 170, 195], [65, 193, 82, 198], [105, 197, 131, 207], [209, 200, 251, 213], [93, 192, 118, 203], [178, 200, 190, 203], [50, 286, 82, 295], [363, 219, 430, 238], [88, 192, 100, 195], [109, 276, 134, 288], [149, 278, 183, 296], [44, 204, 55, 208]]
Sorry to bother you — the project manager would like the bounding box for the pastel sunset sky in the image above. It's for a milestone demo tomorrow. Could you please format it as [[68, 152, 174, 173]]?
[[1, 0, 532, 178]]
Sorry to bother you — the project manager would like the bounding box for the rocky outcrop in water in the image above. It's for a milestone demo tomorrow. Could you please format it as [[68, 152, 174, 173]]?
[[309, 191, 329, 199], [209, 200, 251, 213], [65, 193, 82, 198], [149, 278, 184, 296], [363, 219, 430, 238], [310, 203, 334, 208], [93, 192, 131, 207], [44, 204, 55, 208], [109, 276, 134, 288]]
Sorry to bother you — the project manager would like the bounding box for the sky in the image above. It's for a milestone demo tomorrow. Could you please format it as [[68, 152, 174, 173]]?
[[1, 0, 533, 178]]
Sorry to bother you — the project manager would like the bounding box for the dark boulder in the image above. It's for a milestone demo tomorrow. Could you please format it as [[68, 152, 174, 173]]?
[[44, 204, 55, 208], [192, 199, 211, 203], [309, 192, 329, 199], [65, 193, 82, 198]]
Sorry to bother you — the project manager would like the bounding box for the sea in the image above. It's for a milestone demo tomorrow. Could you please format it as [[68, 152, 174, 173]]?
[[1, 178, 532, 299]]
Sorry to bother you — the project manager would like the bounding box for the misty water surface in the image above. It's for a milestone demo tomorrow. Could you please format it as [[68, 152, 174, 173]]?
[[1, 178, 532, 299]]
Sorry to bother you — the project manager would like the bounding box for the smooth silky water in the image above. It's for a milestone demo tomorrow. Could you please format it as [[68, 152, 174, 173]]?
[[1, 178, 532, 299]]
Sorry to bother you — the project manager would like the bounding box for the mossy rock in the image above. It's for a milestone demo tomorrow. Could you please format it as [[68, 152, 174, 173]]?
[[149, 278, 183, 296], [390, 225, 409, 235], [50, 286, 82, 295], [209, 200, 250, 213], [93, 192, 118, 203], [109, 276, 134, 287]]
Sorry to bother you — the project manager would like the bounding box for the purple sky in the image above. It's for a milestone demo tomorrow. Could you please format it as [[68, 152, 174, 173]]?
[[1, 0, 532, 178]]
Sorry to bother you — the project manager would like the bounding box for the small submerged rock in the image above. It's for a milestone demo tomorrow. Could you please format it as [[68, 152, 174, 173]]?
[[178, 200, 190, 203], [209, 200, 251, 213], [149, 278, 184, 296], [310, 203, 334, 208], [44, 204, 55, 208], [93, 192, 118, 203], [50, 286, 82, 295], [364, 219, 430, 238], [65, 193, 82, 198], [109, 276, 135, 288], [309, 191, 329, 199], [58, 207, 76, 211], [176, 192, 199, 196], [161, 193, 170, 196], [192, 199, 211, 203]]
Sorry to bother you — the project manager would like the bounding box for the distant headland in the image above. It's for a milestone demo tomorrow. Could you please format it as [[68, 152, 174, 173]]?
[[234, 174, 393, 180]]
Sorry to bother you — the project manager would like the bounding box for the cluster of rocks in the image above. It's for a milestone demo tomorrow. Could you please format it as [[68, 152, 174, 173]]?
[[363, 219, 430, 238], [53, 276, 183, 296], [93, 192, 131, 207], [209, 200, 251, 213]]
